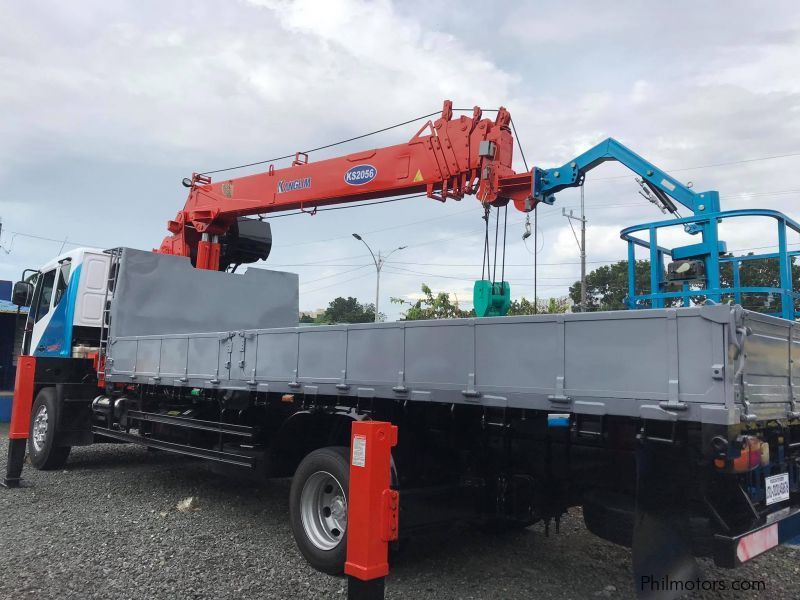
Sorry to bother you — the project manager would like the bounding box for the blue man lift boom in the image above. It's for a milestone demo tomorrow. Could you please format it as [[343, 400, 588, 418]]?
[[529, 137, 800, 320]]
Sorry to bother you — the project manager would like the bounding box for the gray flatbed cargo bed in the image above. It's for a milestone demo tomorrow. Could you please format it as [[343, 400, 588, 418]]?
[[105, 249, 800, 426]]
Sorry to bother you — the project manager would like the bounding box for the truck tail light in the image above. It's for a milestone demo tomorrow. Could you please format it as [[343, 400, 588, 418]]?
[[734, 436, 762, 472], [760, 441, 770, 467], [714, 436, 763, 473]]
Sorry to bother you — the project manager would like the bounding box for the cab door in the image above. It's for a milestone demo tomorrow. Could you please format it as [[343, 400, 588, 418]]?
[[28, 260, 74, 356], [29, 267, 57, 355]]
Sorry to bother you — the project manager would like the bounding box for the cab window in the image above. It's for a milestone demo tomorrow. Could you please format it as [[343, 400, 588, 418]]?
[[34, 269, 56, 323], [53, 261, 71, 307]]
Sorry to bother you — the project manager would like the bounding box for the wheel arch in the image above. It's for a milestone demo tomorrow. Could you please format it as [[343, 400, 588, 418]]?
[[266, 408, 366, 477]]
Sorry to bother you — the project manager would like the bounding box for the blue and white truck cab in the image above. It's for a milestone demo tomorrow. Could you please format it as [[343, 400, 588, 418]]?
[[15, 248, 111, 359]]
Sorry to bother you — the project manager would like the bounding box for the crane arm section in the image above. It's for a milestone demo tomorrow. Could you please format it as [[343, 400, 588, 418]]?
[[531, 137, 720, 215], [159, 107, 722, 273], [159, 101, 535, 270]]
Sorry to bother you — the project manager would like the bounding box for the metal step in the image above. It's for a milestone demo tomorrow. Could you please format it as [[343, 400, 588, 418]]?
[[126, 410, 257, 439], [92, 426, 256, 467]]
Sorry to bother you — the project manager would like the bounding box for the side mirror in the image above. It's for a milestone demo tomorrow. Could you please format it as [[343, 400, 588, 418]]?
[[12, 280, 33, 308]]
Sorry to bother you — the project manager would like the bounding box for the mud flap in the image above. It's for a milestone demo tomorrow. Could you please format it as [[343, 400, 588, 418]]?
[[633, 442, 701, 599]]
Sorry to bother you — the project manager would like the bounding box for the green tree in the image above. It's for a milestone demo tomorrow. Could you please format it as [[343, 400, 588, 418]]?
[[317, 297, 378, 324], [507, 297, 536, 315], [299, 313, 316, 324], [507, 296, 570, 315], [719, 254, 800, 313], [391, 284, 474, 320], [571, 255, 800, 314], [543, 297, 571, 314], [569, 260, 651, 311], [393, 285, 570, 320]]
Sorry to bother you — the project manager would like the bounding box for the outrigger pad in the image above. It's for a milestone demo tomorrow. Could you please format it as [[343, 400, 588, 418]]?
[[1, 439, 27, 489], [347, 577, 385, 600]]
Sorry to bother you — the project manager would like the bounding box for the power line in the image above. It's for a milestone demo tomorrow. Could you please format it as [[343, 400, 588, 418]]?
[[383, 264, 578, 281], [272, 188, 800, 252], [9, 217, 797, 273], [264, 193, 429, 221], [298, 264, 372, 286], [6, 156, 800, 287], [6, 148, 798, 256], [2, 230, 99, 249], [379, 268, 566, 291], [302, 270, 376, 294], [278, 201, 475, 248], [257, 253, 366, 266], [271, 261, 584, 271], [654, 151, 800, 173], [590, 152, 800, 182], [12, 184, 793, 257], [387, 259, 621, 267]]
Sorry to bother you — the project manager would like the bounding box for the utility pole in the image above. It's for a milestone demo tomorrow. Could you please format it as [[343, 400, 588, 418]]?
[[562, 183, 588, 311], [534, 209, 538, 313], [352, 234, 407, 322]]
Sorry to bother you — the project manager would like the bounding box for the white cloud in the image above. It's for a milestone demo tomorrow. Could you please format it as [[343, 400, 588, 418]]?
[[1, 1, 800, 320]]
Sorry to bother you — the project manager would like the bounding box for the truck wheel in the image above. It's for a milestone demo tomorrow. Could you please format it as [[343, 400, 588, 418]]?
[[583, 490, 635, 547], [290, 446, 350, 575], [478, 516, 538, 533], [28, 388, 71, 470]]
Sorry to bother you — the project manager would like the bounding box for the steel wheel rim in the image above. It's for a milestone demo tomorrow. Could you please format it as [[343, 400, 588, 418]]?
[[300, 470, 347, 551], [32, 405, 49, 452]]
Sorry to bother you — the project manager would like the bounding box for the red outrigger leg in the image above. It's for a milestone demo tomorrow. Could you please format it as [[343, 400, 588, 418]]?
[[345, 421, 399, 600], [2, 355, 36, 488]]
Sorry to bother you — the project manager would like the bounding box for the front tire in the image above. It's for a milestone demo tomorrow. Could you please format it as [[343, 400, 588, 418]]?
[[289, 446, 350, 575], [28, 388, 71, 470]]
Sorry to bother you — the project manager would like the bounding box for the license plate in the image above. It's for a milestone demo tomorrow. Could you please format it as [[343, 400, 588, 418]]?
[[765, 473, 790, 506]]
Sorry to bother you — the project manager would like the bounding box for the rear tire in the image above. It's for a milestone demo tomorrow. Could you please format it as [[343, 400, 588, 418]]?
[[583, 490, 635, 547], [478, 516, 538, 533], [289, 446, 350, 575], [28, 388, 71, 470]]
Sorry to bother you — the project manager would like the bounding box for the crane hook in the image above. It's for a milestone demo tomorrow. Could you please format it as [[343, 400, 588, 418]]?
[[522, 214, 532, 240]]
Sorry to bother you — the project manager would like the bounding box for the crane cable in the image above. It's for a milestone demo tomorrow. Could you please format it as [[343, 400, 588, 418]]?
[[478, 200, 511, 288], [481, 204, 491, 281], [199, 107, 502, 176], [501, 203, 508, 285], [477, 117, 524, 288], [509, 117, 534, 306], [492, 204, 500, 284]]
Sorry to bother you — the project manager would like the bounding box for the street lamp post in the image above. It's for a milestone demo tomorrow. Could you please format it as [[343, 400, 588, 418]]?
[[352, 234, 406, 322]]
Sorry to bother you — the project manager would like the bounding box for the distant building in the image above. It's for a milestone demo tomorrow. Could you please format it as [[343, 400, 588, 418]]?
[[300, 308, 325, 320], [0, 280, 29, 390]]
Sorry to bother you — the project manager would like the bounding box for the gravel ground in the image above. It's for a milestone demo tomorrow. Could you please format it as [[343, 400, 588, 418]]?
[[1, 423, 799, 600]]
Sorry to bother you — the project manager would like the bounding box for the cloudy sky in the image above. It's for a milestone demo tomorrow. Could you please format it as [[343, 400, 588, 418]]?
[[1, 0, 799, 319]]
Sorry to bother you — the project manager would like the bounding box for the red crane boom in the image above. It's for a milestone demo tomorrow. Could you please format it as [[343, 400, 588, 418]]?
[[158, 101, 535, 271]]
